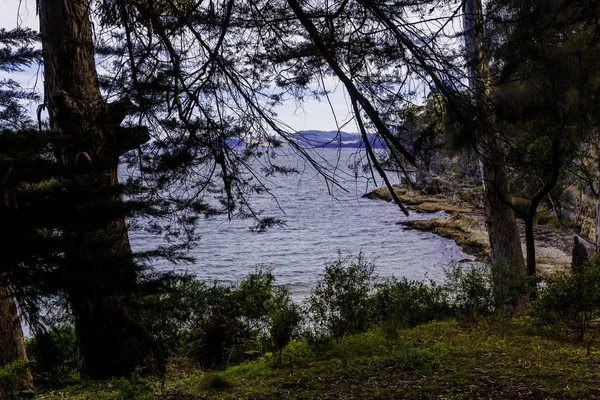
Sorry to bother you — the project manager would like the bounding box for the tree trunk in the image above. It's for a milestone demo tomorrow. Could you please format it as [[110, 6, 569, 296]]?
[[596, 198, 600, 254], [524, 216, 536, 276], [0, 276, 33, 390], [39, 0, 151, 379], [463, 0, 525, 278]]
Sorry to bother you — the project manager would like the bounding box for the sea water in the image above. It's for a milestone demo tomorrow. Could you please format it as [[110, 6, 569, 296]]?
[[129, 147, 473, 299]]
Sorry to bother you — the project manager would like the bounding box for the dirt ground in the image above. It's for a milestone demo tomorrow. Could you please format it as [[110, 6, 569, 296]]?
[[365, 185, 579, 277]]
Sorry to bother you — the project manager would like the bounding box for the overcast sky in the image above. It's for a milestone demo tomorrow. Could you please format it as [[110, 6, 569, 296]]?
[[1, 0, 354, 132]]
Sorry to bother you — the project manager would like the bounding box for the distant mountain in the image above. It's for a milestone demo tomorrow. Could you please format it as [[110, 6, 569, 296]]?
[[290, 130, 386, 149], [224, 130, 387, 149]]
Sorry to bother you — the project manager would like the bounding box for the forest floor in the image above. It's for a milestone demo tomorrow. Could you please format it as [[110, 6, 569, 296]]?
[[364, 184, 574, 277], [34, 318, 600, 399]]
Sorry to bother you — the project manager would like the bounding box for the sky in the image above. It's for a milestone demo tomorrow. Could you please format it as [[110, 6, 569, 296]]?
[[1, 0, 355, 132]]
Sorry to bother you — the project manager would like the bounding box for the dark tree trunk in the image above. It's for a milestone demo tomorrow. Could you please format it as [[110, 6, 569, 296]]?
[[39, 0, 151, 379], [524, 216, 536, 276], [596, 198, 600, 254], [463, 0, 525, 278]]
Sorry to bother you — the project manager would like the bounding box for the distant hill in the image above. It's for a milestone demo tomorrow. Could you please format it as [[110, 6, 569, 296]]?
[[290, 130, 386, 149], [224, 130, 387, 149]]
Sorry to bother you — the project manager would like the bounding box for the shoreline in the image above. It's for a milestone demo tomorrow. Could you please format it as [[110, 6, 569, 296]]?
[[365, 184, 573, 277]]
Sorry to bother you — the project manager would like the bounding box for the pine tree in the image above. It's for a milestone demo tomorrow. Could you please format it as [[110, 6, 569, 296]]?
[[0, 26, 39, 391]]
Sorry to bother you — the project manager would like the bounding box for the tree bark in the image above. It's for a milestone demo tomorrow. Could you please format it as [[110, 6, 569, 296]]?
[[596, 198, 600, 254], [39, 0, 151, 378], [463, 0, 526, 279]]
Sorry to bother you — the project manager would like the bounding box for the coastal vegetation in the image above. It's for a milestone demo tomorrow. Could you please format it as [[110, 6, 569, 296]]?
[[1, 0, 600, 397], [4, 254, 600, 398]]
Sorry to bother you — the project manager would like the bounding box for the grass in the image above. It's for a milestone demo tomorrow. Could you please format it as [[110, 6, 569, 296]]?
[[32, 318, 600, 399]]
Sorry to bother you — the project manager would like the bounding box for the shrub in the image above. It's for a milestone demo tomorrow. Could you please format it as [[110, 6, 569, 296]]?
[[26, 325, 78, 388], [535, 262, 600, 342], [264, 286, 302, 362], [369, 277, 451, 336], [169, 269, 277, 369], [444, 263, 494, 321], [307, 252, 377, 341], [144, 268, 304, 369], [232, 269, 275, 324], [0, 360, 31, 399], [142, 275, 211, 354]]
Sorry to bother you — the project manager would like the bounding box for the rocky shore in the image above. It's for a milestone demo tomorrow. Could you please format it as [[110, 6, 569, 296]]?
[[365, 184, 575, 276]]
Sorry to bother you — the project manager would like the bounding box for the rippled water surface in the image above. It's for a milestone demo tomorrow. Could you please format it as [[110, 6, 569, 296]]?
[[130, 148, 472, 299]]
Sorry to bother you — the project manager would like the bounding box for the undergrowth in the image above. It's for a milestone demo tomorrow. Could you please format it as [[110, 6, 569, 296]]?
[[7, 253, 600, 399]]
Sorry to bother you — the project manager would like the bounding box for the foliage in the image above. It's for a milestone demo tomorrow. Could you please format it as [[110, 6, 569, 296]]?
[[110, 369, 154, 400], [0, 360, 31, 399], [0, 27, 40, 128], [26, 326, 78, 388], [535, 261, 600, 342], [369, 277, 451, 337], [145, 269, 302, 370], [171, 282, 254, 369], [487, 0, 600, 275], [443, 263, 494, 321], [264, 286, 302, 362], [487, 261, 532, 316], [307, 253, 377, 341], [442, 262, 529, 321], [141, 275, 213, 356]]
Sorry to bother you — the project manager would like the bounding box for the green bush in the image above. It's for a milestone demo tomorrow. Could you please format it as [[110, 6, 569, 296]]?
[[444, 263, 494, 321], [26, 325, 78, 388], [151, 269, 286, 369], [142, 275, 205, 353], [369, 277, 451, 335], [535, 262, 600, 342], [180, 277, 269, 369], [0, 360, 31, 399], [307, 252, 377, 341]]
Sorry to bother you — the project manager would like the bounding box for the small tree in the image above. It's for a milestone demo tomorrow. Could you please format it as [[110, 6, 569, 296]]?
[[265, 286, 301, 364]]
